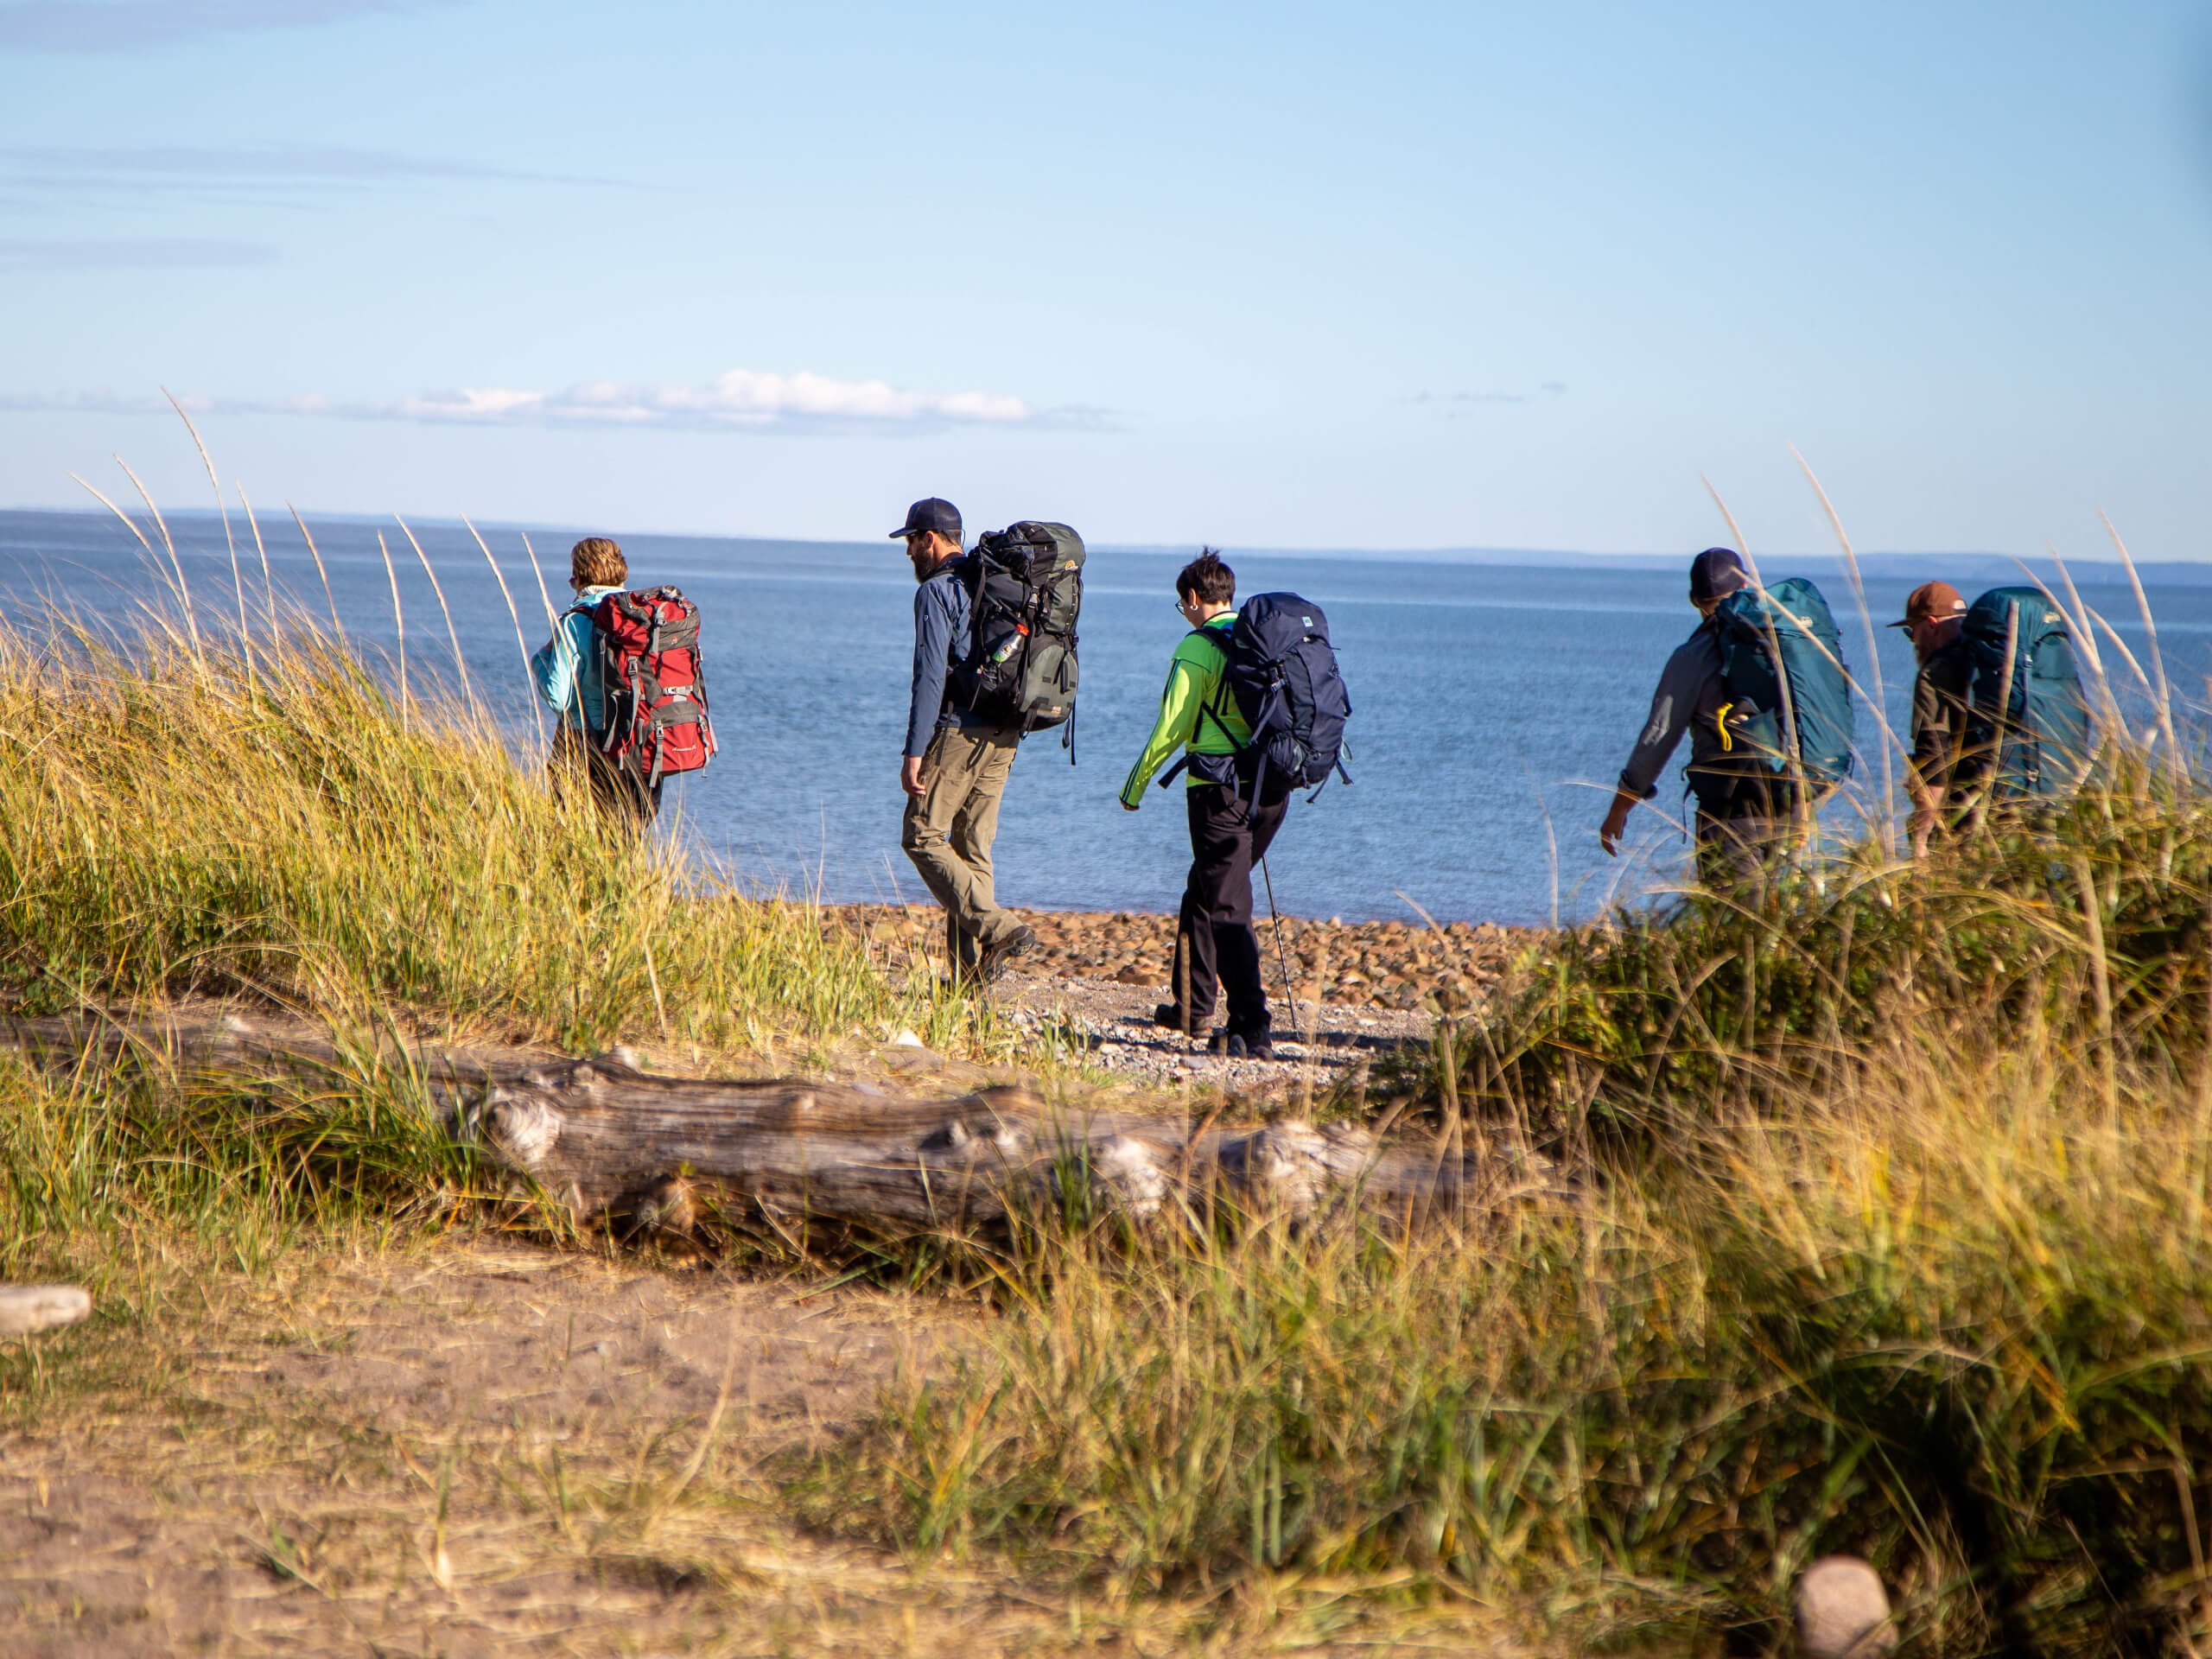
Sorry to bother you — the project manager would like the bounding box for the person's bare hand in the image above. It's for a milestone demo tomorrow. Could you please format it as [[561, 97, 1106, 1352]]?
[[1599, 799, 1632, 857], [1908, 792, 1935, 858], [900, 756, 926, 798]]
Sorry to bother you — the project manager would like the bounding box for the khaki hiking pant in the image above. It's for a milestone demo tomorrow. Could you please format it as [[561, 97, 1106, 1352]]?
[[901, 721, 1024, 975]]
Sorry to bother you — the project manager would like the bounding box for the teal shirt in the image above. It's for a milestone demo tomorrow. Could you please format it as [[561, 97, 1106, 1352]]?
[[531, 585, 620, 732], [1120, 616, 1253, 806]]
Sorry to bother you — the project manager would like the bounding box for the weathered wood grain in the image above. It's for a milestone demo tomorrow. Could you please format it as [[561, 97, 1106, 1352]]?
[[0, 1010, 1563, 1241]]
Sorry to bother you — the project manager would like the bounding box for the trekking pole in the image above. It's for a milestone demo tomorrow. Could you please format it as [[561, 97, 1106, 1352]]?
[[1259, 854, 1295, 1030]]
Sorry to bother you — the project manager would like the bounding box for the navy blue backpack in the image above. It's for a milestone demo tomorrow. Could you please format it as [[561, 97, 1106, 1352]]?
[[1221, 593, 1352, 799]]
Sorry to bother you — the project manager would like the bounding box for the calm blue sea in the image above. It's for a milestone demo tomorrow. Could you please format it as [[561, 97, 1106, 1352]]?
[[4, 507, 2204, 925]]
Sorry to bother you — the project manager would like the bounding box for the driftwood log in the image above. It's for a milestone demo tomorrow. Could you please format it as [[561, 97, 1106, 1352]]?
[[1, 1011, 1561, 1243]]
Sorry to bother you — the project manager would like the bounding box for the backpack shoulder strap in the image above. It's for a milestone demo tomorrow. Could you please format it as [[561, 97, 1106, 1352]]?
[[1180, 623, 1235, 713]]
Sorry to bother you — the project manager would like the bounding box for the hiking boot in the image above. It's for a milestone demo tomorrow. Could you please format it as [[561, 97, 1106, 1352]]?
[[1154, 1003, 1209, 1035], [1229, 1027, 1276, 1061], [1207, 1030, 1247, 1059], [978, 924, 1038, 983]]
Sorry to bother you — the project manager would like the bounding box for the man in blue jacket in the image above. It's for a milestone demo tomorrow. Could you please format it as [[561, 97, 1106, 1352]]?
[[894, 498, 1037, 984]]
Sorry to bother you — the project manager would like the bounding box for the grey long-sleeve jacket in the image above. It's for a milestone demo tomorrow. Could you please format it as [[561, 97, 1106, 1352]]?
[[905, 562, 977, 758], [1618, 618, 1731, 799]]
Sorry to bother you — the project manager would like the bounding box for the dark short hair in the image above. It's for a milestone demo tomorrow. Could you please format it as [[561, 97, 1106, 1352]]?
[[1176, 549, 1235, 607]]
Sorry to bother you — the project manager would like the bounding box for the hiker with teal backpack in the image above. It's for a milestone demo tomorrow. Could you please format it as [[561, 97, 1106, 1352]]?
[[1890, 580, 1979, 854], [1955, 586, 2093, 821], [1599, 547, 1855, 882]]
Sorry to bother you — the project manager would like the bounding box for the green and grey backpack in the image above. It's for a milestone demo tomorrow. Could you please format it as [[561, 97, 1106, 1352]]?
[[950, 521, 1085, 753]]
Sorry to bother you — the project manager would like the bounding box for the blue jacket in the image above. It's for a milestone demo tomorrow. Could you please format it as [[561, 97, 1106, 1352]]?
[[905, 561, 988, 757], [531, 585, 622, 732]]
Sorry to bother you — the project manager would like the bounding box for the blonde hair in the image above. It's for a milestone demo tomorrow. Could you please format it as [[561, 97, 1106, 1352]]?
[[570, 537, 627, 588]]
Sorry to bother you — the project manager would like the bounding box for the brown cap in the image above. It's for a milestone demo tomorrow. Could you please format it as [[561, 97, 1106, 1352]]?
[[1888, 580, 1967, 629]]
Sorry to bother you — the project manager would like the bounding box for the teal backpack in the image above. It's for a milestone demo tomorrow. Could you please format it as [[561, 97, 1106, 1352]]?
[[1961, 587, 2092, 799], [1706, 577, 1856, 799]]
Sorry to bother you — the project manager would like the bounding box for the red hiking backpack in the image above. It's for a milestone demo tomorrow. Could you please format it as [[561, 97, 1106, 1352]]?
[[580, 586, 715, 787]]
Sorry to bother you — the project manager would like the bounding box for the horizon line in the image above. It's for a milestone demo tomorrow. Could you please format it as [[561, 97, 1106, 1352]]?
[[0, 501, 2160, 568]]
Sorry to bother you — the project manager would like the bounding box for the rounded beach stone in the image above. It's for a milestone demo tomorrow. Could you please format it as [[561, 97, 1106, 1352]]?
[[1795, 1555, 1896, 1657], [0, 1284, 92, 1338]]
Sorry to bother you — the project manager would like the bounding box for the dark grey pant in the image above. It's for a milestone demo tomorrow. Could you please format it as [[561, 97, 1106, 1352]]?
[[550, 726, 662, 830]]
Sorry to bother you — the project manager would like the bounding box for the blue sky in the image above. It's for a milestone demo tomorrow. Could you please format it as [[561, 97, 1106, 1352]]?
[[3, 0, 2209, 557]]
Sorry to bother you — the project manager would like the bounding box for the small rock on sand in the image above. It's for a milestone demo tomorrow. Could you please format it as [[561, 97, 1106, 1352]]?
[[1795, 1555, 1896, 1657], [0, 1284, 92, 1338]]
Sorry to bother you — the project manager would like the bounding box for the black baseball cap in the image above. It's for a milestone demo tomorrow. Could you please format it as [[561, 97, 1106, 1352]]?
[[889, 498, 961, 542], [1688, 546, 1750, 601]]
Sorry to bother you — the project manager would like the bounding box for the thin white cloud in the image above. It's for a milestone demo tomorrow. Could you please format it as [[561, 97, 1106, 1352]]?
[[391, 371, 1036, 429], [1410, 384, 1570, 416], [0, 369, 1056, 433]]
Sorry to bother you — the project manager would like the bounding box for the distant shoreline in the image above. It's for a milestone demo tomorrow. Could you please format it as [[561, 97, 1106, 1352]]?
[[0, 505, 2189, 583]]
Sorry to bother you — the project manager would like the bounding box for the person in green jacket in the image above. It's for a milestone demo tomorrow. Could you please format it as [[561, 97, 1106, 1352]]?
[[1120, 550, 1285, 1058]]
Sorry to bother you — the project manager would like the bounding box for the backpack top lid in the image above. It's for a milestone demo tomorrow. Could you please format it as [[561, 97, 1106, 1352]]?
[[1962, 586, 2091, 798], [1711, 576, 1855, 786], [1234, 592, 1331, 653], [1962, 586, 2069, 661], [976, 520, 1085, 576]]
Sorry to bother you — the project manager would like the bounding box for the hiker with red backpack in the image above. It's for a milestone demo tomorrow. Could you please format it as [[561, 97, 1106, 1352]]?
[[1121, 550, 1352, 1060], [531, 536, 715, 827]]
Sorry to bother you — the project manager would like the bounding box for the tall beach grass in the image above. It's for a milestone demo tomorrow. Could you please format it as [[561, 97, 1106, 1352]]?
[[808, 521, 2212, 1652]]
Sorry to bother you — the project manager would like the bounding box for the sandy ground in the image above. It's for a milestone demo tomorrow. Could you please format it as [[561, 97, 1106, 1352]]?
[[0, 1238, 1528, 1657], [0, 1243, 978, 1656]]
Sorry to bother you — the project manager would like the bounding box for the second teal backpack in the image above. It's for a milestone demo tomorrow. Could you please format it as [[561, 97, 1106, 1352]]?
[[1962, 587, 2092, 800]]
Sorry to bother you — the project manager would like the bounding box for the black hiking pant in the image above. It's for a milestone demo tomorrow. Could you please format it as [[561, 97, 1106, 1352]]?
[[1165, 783, 1287, 1038], [1693, 775, 1789, 886]]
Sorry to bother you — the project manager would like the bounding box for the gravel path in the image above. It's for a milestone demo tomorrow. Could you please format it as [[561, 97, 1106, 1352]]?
[[827, 904, 1546, 1095]]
